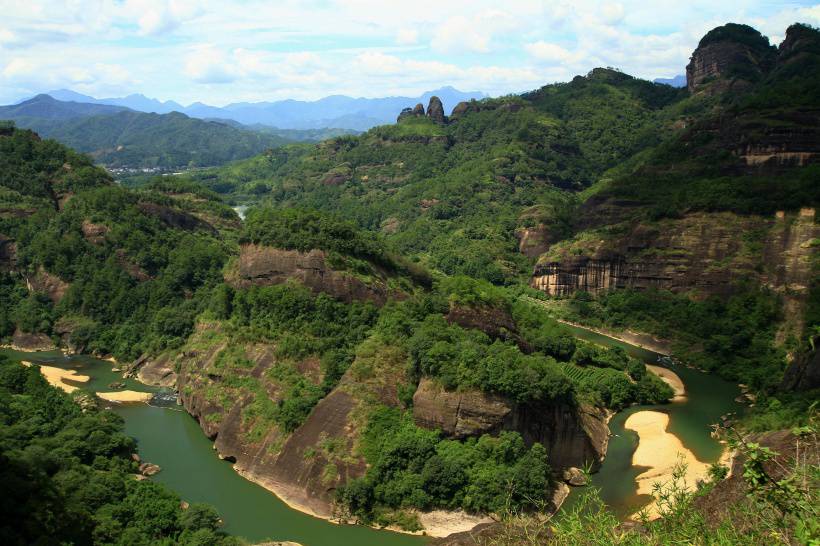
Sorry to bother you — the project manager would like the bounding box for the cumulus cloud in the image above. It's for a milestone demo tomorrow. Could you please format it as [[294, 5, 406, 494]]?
[[525, 41, 575, 63], [396, 28, 419, 45], [431, 10, 517, 54], [1, 0, 818, 105], [184, 45, 240, 83]]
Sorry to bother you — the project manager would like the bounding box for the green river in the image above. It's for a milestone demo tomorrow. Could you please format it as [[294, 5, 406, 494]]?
[[3, 327, 741, 544]]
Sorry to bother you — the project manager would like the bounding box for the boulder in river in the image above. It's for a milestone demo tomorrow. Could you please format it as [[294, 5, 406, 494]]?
[[139, 462, 162, 476], [561, 467, 588, 486]]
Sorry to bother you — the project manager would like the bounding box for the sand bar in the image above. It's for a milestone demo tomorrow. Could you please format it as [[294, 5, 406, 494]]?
[[416, 510, 493, 538], [624, 410, 712, 517], [645, 364, 685, 400], [97, 390, 153, 403], [22, 361, 90, 393]]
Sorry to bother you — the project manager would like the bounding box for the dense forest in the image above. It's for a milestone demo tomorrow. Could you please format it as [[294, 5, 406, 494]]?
[[0, 356, 239, 545]]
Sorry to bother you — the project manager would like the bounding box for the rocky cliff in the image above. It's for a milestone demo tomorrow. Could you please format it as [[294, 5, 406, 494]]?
[[532, 210, 817, 300], [412, 377, 609, 470], [229, 244, 402, 305], [174, 326, 410, 518], [686, 23, 776, 95]]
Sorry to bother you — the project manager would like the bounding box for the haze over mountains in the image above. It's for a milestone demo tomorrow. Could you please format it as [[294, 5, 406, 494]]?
[[43, 87, 486, 131]]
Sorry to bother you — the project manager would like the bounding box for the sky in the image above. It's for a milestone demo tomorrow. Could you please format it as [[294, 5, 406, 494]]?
[[1, 1, 819, 106]]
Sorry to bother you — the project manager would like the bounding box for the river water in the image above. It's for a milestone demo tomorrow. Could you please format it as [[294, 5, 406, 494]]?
[[3, 327, 741, 542], [561, 325, 743, 516]]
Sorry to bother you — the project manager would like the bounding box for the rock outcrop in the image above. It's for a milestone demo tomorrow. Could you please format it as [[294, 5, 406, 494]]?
[[686, 23, 776, 95], [26, 266, 69, 303], [176, 326, 411, 518], [515, 224, 553, 258], [427, 96, 446, 123], [230, 244, 400, 305], [127, 353, 178, 387], [780, 340, 820, 391], [446, 303, 532, 353], [137, 202, 218, 235], [9, 329, 56, 351], [532, 211, 818, 302], [412, 378, 609, 470], [397, 103, 426, 122], [81, 220, 109, 245]]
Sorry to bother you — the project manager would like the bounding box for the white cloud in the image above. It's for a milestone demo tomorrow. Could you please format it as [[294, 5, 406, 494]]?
[[396, 28, 419, 45], [431, 10, 518, 54], [1, 0, 818, 105], [525, 41, 575, 63], [184, 45, 240, 83]]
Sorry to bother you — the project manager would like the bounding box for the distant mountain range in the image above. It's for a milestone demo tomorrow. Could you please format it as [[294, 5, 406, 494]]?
[[653, 75, 687, 88], [0, 95, 292, 169], [44, 86, 487, 131]]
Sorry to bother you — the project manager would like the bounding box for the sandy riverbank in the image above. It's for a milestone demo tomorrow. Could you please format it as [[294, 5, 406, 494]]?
[[624, 411, 713, 517], [556, 319, 672, 355], [22, 361, 90, 393], [234, 464, 492, 538], [645, 364, 686, 400], [96, 390, 153, 403]]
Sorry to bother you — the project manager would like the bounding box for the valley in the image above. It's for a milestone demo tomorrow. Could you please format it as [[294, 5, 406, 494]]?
[[0, 18, 817, 546]]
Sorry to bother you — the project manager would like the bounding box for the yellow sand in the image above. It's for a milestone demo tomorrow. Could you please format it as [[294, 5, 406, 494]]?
[[645, 364, 686, 400], [22, 361, 90, 393], [624, 411, 711, 517], [416, 510, 493, 538], [96, 390, 153, 403]]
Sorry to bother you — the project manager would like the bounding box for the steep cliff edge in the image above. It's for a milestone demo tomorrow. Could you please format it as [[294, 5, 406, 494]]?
[[412, 377, 609, 470], [533, 210, 817, 296], [228, 243, 402, 305], [175, 325, 410, 518], [686, 23, 776, 95]]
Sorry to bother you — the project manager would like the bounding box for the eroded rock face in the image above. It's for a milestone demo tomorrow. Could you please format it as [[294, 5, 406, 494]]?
[[532, 211, 819, 300], [129, 353, 177, 387], [26, 266, 69, 303], [446, 303, 532, 353], [232, 244, 396, 305], [412, 378, 609, 470], [781, 341, 820, 391], [0, 235, 16, 271], [10, 329, 56, 351], [397, 103, 426, 122], [175, 330, 403, 518], [137, 202, 217, 235], [81, 220, 109, 245], [686, 24, 776, 95], [515, 224, 552, 258], [427, 96, 446, 123]]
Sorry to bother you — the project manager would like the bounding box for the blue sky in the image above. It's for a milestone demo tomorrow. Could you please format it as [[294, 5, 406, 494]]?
[[1, 1, 819, 105]]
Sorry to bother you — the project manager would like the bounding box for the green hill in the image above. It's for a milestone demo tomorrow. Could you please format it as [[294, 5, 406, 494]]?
[[0, 96, 294, 169]]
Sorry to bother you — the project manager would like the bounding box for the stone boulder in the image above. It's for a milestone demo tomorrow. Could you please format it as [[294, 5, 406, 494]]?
[[427, 96, 446, 123], [561, 467, 588, 486], [137, 202, 217, 235], [138, 462, 162, 476]]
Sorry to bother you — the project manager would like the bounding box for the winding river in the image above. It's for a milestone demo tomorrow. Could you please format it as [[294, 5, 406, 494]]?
[[3, 327, 741, 544], [561, 325, 742, 516]]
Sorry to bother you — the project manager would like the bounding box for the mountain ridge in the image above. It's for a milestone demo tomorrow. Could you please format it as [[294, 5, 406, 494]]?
[[37, 86, 486, 131]]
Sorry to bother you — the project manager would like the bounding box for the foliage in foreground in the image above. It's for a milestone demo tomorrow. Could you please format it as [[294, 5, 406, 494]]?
[[0, 355, 239, 546], [481, 419, 819, 545]]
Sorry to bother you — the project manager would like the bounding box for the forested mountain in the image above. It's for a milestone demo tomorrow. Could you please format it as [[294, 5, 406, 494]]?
[[0, 93, 129, 120], [0, 96, 293, 168], [1, 21, 818, 546]]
